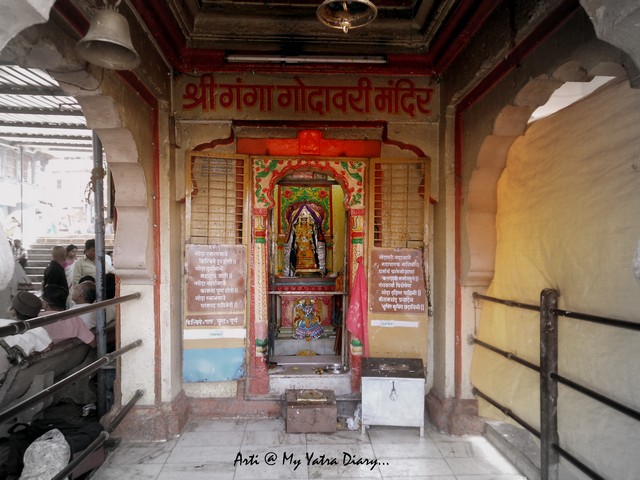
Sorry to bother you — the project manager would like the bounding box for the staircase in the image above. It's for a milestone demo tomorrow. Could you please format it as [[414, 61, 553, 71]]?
[[24, 235, 114, 292]]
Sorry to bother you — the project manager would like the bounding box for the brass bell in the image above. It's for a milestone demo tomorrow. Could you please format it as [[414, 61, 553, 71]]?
[[317, 0, 378, 34], [76, 7, 140, 70]]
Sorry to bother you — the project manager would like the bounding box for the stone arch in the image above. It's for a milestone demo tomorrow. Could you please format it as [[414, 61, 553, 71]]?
[[0, 22, 153, 282], [465, 60, 628, 285]]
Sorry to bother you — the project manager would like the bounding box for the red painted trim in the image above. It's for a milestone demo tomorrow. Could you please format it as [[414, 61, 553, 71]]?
[[232, 120, 427, 158], [430, 1, 501, 74], [52, 0, 89, 36], [453, 0, 581, 398], [459, 0, 581, 109], [194, 130, 235, 152]]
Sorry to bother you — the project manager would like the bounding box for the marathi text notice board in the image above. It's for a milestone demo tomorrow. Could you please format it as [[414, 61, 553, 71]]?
[[368, 248, 428, 364], [183, 244, 247, 382]]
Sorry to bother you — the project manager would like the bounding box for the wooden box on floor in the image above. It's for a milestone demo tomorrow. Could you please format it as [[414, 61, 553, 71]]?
[[285, 389, 337, 434]]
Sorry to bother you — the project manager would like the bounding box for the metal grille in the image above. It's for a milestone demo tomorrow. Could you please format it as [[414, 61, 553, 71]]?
[[189, 156, 245, 245], [372, 161, 425, 248], [0, 65, 89, 153]]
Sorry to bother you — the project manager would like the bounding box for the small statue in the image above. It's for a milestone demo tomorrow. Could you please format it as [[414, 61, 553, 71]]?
[[282, 204, 326, 277], [293, 298, 323, 341], [292, 212, 318, 272]]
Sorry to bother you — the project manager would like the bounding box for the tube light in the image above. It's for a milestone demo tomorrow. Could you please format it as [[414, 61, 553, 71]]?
[[225, 55, 387, 65]]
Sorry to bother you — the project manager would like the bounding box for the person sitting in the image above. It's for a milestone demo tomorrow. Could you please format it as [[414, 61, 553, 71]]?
[[70, 280, 97, 329], [69, 277, 117, 328], [293, 298, 324, 341], [0, 292, 52, 381], [71, 239, 115, 286], [42, 246, 69, 298], [39, 285, 95, 347]]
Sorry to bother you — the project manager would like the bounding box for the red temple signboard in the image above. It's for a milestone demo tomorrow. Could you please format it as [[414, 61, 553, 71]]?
[[178, 73, 437, 122]]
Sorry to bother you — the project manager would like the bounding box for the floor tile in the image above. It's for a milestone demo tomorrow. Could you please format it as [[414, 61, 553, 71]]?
[[156, 463, 235, 479], [306, 443, 382, 479], [435, 437, 503, 458], [244, 418, 286, 431], [382, 477, 456, 480], [176, 429, 244, 447], [370, 440, 443, 459], [307, 429, 369, 445], [377, 458, 454, 477], [164, 445, 235, 464], [367, 426, 431, 445], [105, 442, 175, 465], [182, 418, 247, 433], [93, 417, 527, 480], [455, 476, 528, 480], [233, 445, 309, 479], [92, 463, 163, 480], [242, 429, 307, 446], [446, 456, 521, 476]]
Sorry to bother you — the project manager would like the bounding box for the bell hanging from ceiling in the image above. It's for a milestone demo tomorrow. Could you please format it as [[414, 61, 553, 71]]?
[[76, 0, 140, 70], [317, 0, 378, 34]]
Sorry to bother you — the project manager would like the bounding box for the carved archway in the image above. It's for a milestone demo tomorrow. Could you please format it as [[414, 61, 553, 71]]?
[[465, 60, 628, 285], [0, 23, 153, 283]]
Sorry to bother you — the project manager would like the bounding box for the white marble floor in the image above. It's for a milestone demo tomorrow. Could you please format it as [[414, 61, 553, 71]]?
[[91, 418, 527, 480]]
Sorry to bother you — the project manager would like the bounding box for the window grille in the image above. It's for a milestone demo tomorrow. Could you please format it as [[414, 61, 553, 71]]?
[[187, 154, 246, 245], [371, 160, 428, 249]]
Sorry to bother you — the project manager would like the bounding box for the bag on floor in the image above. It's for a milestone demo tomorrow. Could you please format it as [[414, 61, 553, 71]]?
[[2, 419, 104, 477], [28, 419, 104, 455], [3, 423, 43, 478], [19, 428, 70, 480]]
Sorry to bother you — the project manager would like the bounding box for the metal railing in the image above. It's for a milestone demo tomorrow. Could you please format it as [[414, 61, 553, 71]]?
[[1, 292, 144, 477], [472, 289, 640, 480], [0, 293, 141, 337]]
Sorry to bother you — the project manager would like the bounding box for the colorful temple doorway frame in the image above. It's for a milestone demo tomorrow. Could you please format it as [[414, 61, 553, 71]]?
[[244, 130, 379, 395]]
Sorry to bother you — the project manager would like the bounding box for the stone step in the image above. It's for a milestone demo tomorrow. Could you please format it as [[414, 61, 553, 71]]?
[[273, 337, 337, 356], [268, 361, 351, 396]]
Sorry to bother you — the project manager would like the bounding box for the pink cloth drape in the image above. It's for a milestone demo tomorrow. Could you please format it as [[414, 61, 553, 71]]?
[[345, 256, 369, 356]]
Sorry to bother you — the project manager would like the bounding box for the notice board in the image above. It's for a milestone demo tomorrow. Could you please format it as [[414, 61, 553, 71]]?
[[183, 244, 247, 382], [368, 248, 428, 364]]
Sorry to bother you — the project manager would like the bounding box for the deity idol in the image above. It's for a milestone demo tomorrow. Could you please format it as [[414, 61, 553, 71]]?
[[282, 204, 326, 277], [293, 298, 324, 341]]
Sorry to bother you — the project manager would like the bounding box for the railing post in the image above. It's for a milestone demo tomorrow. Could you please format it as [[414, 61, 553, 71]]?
[[92, 132, 108, 417], [540, 288, 559, 480]]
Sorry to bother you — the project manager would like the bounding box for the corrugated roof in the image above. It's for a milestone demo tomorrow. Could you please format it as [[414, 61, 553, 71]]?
[[0, 65, 91, 155]]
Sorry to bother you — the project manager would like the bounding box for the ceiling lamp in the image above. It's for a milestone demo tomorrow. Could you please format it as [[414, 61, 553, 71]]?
[[317, 0, 378, 34], [76, 0, 140, 70]]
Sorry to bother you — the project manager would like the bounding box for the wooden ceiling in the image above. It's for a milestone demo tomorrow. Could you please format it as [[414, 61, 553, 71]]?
[[125, 0, 499, 73]]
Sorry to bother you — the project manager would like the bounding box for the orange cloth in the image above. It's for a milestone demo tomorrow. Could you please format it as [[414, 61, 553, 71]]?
[[345, 256, 369, 356]]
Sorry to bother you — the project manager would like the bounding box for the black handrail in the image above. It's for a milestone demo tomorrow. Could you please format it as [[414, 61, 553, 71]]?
[[473, 387, 606, 480], [471, 337, 540, 372], [552, 444, 605, 480], [472, 292, 540, 312], [471, 337, 640, 423], [551, 373, 640, 422], [472, 387, 539, 437], [552, 307, 640, 331], [472, 292, 640, 332], [0, 340, 142, 423], [473, 289, 638, 480], [51, 389, 144, 480], [0, 292, 142, 338]]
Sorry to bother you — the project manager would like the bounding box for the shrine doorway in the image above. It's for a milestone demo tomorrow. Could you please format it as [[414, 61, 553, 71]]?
[[267, 171, 349, 372]]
